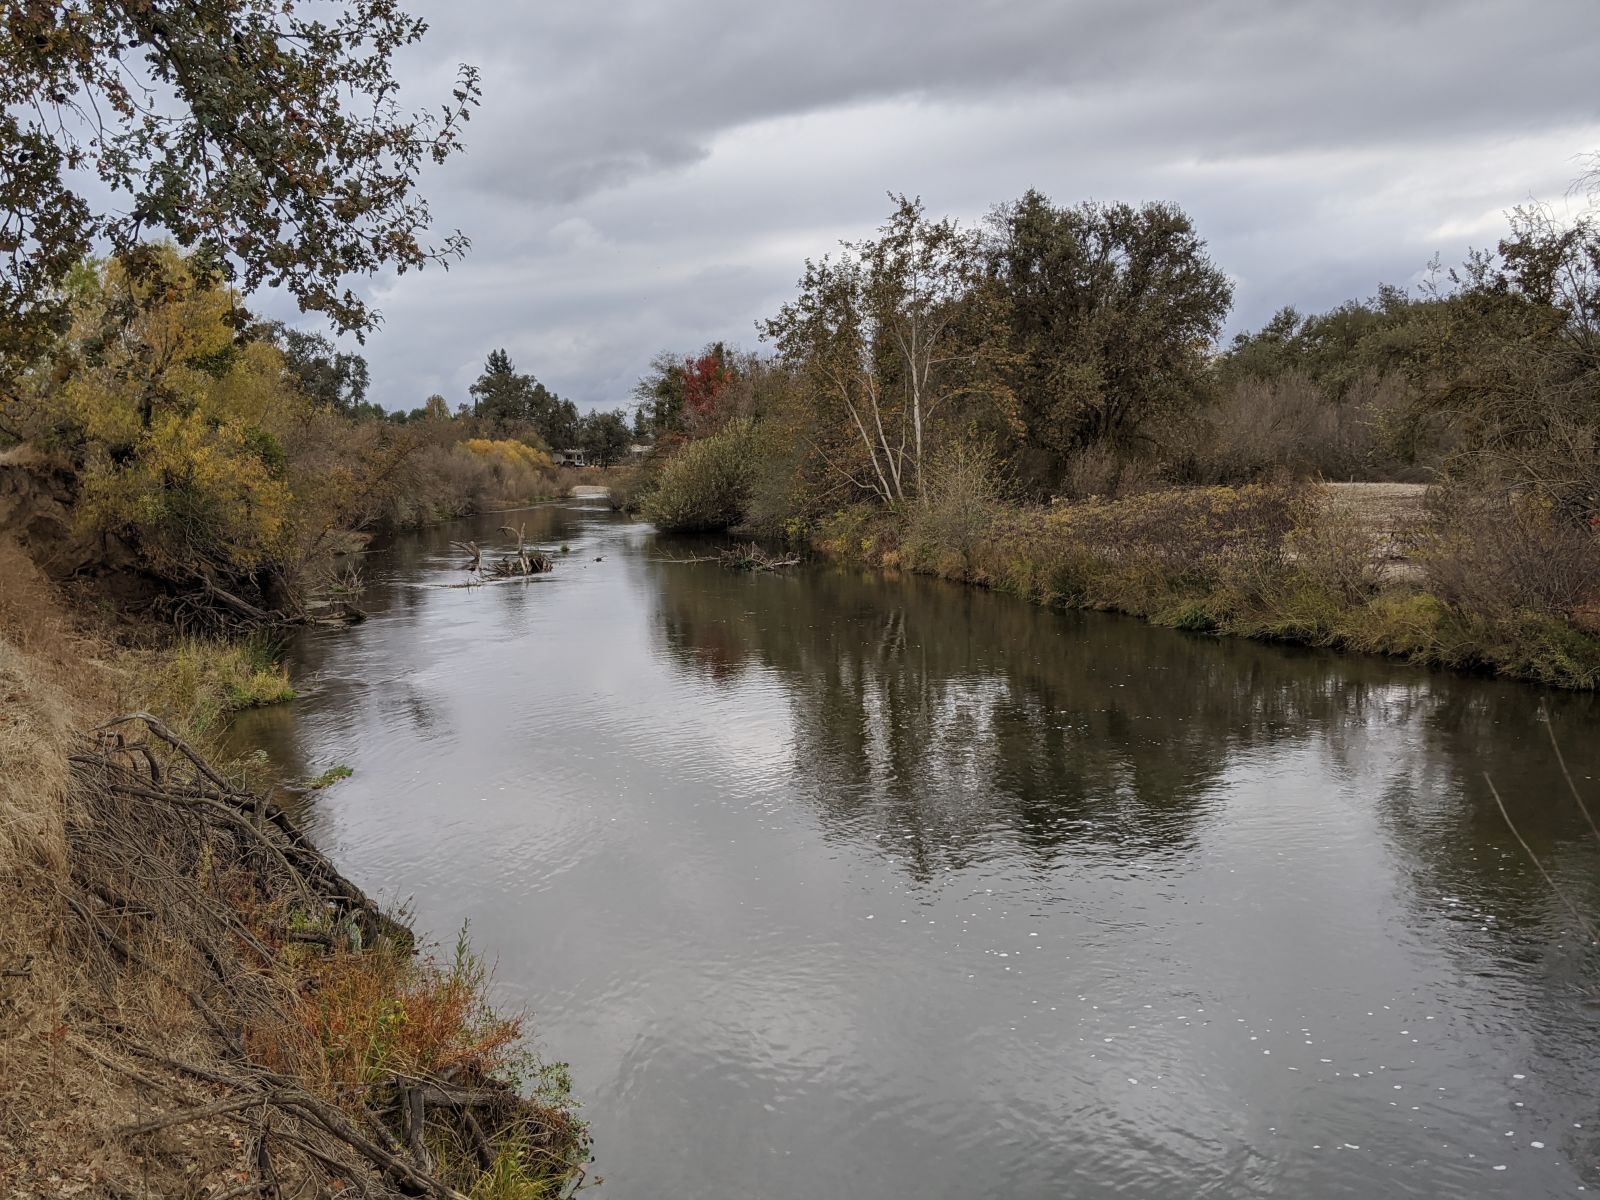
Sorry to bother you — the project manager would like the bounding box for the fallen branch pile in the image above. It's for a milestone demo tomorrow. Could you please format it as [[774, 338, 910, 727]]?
[[451, 525, 554, 580], [718, 542, 800, 572], [61, 714, 588, 1198], [651, 541, 801, 571]]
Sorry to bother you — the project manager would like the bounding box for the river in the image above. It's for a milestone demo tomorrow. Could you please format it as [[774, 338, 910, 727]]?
[[231, 499, 1600, 1199]]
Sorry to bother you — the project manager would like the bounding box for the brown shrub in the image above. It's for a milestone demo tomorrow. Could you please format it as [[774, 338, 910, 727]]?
[[1287, 503, 1383, 605], [1184, 369, 1425, 483], [1050, 483, 1310, 581], [906, 444, 1003, 577], [1059, 443, 1163, 500], [1421, 487, 1600, 621]]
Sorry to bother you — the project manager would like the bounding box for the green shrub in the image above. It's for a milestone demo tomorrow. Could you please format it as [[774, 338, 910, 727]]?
[[641, 421, 755, 532], [135, 636, 295, 734]]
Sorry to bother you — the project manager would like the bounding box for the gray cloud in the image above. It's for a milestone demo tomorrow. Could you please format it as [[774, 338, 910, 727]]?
[[279, 0, 1600, 411]]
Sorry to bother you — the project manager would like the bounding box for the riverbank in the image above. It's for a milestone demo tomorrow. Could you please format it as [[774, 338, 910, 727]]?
[[0, 537, 589, 1197], [800, 482, 1600, 690]]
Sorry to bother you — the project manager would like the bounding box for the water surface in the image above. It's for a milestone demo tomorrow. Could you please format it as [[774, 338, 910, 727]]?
[[233, 502, 1600, 1199]]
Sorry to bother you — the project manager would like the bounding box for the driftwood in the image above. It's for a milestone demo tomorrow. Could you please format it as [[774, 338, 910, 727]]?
[[451, 529, 553, 580], [653, 542, 800, 572], [719, 542, 800, 571], [60, 714, 586, 1199], [493, 524, 553, 576]]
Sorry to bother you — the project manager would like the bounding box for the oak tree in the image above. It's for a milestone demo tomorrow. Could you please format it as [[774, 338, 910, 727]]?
[[1, 0, 480, 385]]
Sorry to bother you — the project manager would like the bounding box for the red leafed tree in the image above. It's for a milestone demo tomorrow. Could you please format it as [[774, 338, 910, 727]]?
[[682, 345, 734, 426]]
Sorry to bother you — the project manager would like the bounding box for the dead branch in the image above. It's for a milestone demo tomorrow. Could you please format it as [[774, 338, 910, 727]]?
[[719, 542, 801, 571], [59, 721, 580, 1200], [119, 1092, 275, 1138]]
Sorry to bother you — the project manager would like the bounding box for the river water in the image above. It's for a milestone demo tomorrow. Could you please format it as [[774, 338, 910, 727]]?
[[231, 500, 1600, 1199]]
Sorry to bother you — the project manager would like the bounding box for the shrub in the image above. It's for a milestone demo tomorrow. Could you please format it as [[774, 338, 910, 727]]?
[[1058, 443, 1163, 500], [641, 420, 756, 532], [905, 444, 1003, 577], [132, 636, 295, 733], [1177, 369, 1428, 484], [463, 437, 552, 472], [1421, 488, 1600, 622], [1047, 483, 1310, 588], [1285, 504, 1382, 605]]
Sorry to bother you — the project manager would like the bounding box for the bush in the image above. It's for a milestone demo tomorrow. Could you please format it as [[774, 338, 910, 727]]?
[[905, 444, 1003, 577], [641, 420, 756, 532], [132, 636, 295, 734], [1172, 368, 1433, 485], [1285, 503, 1382, 605], [1421, 487, 1600, 622], [1058, 443, 1163, 500], [1046, 483, 1310, 585]]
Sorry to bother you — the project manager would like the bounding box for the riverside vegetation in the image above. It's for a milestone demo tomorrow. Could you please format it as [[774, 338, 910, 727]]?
[[628, 184, 1600, 689], [0, 551, 593, 1197], [0, 5, 593, 1197], [0, 258, 605, 1194]]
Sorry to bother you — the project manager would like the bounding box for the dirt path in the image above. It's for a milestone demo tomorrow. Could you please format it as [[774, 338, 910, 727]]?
[[1321, 481, 1429, 580]]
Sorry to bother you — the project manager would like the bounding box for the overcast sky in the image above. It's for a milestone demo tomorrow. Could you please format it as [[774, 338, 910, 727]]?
[[294, 0, 1600, 414]]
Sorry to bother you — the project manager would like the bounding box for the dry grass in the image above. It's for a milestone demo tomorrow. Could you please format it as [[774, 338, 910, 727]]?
[[0, 539, 232, 1197], [0, 534, 587, 1198], [818, 480, 1600, 689]]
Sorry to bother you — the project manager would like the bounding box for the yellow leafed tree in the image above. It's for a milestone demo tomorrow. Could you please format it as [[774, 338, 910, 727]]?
[[48, 247, 309, 585]]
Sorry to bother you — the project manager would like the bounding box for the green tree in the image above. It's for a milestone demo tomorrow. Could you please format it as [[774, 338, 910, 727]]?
[[579, 409, 632, 466], [0, 1, 479, 386], [984, 192, 1232, 489], [469, 350, 534, 427], [633, 350, 689, 436], [1413, 204, 1600, 515], [529, 383, 580, 449], [255, 322, 370, 413]]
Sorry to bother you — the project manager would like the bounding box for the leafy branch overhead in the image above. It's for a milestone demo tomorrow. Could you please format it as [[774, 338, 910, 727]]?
[[0, 0, 481, 378]]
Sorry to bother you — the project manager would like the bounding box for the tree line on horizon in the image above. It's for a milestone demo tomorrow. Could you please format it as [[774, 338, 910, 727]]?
[[628, 181, 1599, 527]]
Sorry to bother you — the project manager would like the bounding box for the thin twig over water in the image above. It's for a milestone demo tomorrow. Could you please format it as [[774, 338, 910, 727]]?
[[1484, 773, 1599, 945]]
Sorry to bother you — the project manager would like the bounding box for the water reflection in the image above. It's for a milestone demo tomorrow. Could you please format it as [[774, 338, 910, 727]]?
[[231, 504, 1600, 1200], [649, 553, 1600, 897]]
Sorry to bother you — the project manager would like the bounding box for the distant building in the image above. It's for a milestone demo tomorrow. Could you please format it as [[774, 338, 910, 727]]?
[[627, 442, 653, 460], [553, 448, 588, 467]]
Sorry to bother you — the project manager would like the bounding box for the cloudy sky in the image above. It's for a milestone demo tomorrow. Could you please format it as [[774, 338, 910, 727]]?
[[301, 0, 1600, 413]]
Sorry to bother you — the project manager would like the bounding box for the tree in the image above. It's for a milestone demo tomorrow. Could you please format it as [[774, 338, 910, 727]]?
[[984, 192, 1232, 489], [0, 1, 480, 385], [541, 397, 581, 451], [763, 196, 1005, 505], [633, 350, 688, 436], [1413, 203, 1600, 515], [42, 247, 303, 585], [528, 382, 580, 449], [579, 409, 632, 466], [256, 322, 370, 413], [469, 350, 534, 427], [468, 349, 578, 447], [682, 343, 734, 429]]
